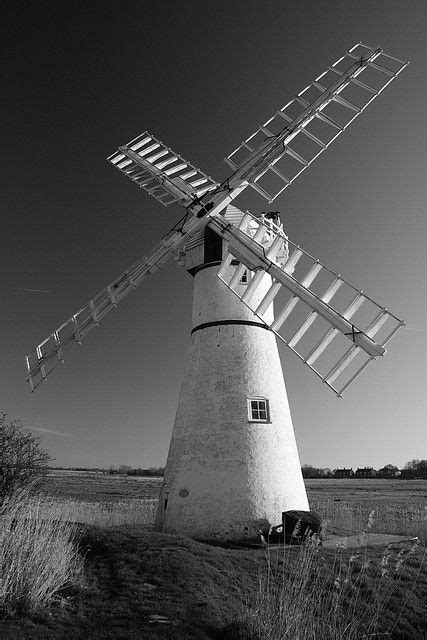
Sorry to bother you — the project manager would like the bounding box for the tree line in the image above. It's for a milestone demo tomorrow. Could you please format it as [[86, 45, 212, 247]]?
[[301, 460, 427, 479]]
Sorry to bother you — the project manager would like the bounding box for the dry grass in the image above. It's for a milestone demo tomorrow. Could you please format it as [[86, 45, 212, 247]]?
[[40, 494, 425, 543], [238, 519, 425, 639], [40, 474, 426, 541], [41, 471, 162, 502], [0, 516, 425, 638], [3, 474, 422, 636], [305, 479, 426, 542], [310, 498, 426, 542], [0, 490, 84, 614], [38, 497, 158, 527]]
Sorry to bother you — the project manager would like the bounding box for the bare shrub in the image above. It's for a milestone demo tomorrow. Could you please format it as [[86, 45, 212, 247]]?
[[0, 489, 84, 614], [0, 413, 51, 503]]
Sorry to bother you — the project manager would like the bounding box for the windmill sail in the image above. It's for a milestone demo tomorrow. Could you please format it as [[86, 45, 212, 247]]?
[[26, 43, 408, 393], [213, 209, 404, 396], [25, 213, 212, 391], [107, 132, 219, 208], [225, 43, 408, 203]]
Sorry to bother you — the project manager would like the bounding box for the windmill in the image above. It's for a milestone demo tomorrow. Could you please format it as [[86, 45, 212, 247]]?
[[26, 43, 408, 541]]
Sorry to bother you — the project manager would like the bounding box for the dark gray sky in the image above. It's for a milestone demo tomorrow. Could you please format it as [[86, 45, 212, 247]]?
[[3, 0, 426, 469]]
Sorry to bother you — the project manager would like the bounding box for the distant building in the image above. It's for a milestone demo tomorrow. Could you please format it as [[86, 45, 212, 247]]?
[[377, 464, 400, 478], [333, 468, 354, 478], [355, 467, 377, 478], [319, 468, 332, 477]]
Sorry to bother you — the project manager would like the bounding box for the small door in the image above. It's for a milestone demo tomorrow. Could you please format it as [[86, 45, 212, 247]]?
[[158, 487, 169, 532]]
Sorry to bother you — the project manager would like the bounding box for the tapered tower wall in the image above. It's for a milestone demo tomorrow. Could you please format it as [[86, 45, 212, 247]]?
[[155, 239, 309, 540]]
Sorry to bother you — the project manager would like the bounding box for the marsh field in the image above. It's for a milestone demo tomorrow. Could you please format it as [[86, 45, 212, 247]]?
[[40, 471, 426, 540], [1, 472, 426, 639]]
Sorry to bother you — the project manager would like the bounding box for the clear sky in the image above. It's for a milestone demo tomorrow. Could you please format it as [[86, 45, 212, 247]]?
[[3, 0, 426, 470]]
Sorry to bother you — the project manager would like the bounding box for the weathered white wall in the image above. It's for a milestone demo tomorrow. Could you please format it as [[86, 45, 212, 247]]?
[[155, 261, 309, 541]]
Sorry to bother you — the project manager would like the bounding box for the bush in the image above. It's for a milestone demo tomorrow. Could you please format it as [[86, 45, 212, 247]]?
[[0, 413, 51, 503], [0, 489, 84, 614]]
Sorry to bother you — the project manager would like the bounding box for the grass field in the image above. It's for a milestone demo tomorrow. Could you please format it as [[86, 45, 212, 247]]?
[[40, 472, 426, 541], [307, 478, 426, 540], [42, 470, 163, 502], [1, 473, 425, 639]]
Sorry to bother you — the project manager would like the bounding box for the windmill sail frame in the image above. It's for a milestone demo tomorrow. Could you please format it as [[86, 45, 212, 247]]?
[[225, 43, 408, 202], [26, 42, 408, 394], [214, 210, 405, 396], [107, 132, 219, 208], [25, 213, 211, 391]]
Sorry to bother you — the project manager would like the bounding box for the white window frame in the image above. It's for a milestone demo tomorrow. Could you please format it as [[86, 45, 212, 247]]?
[[247, 397, 270, 422]]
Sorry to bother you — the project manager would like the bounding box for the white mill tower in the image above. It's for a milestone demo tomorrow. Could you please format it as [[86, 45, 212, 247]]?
[[155, 207, 308, 540], [25, 44, 407, 542]]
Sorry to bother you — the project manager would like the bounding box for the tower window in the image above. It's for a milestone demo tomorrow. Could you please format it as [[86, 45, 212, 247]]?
[[240, 268, 253, 284], [248, 398, 270, 422], [231, 259, 252, 284], [240, 269, 248, 284]]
